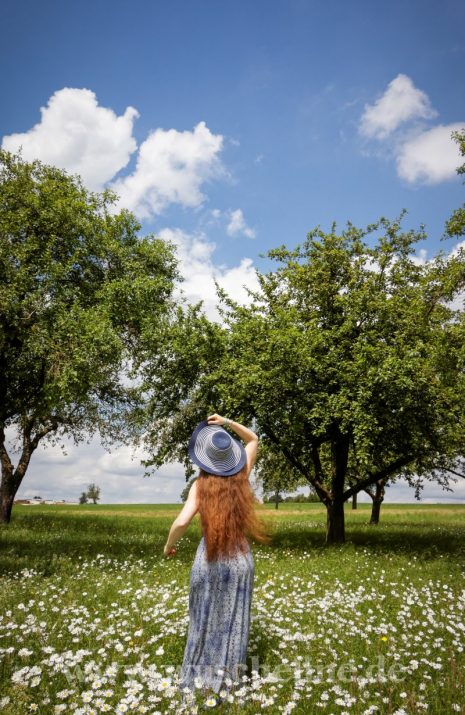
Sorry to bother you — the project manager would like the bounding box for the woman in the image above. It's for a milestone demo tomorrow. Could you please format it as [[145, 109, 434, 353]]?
[[163, 413, 271, 704]]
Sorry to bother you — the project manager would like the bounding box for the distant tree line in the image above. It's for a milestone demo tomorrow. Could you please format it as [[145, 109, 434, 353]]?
[[263, 491, 321, 504]]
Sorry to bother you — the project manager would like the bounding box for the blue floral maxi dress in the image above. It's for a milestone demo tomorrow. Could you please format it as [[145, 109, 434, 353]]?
[[178, 534, 255, 696]]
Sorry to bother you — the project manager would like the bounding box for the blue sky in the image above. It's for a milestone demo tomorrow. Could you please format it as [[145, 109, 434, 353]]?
[[2, 0, 465, 503]]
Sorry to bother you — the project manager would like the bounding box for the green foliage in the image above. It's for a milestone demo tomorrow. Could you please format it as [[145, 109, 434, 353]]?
[[283, 491, 321, 503], [86, 483, 101, 504], [0, 148, 179, 445], [0, 148, 183, 519], [141, 210, 465, 515], [254, 444, 307, 502], [138, 302, 227, 478], [444, 128, 465, 238], [209, 212, 465, 502]]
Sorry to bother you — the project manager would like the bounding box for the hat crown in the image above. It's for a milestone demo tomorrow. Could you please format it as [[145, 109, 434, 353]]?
[[210, 431, 231, 452]]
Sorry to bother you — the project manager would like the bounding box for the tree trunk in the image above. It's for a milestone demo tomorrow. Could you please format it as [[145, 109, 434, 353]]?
[[351, 492, 357, 510], [325, 435, 350, 544], [1, 424, 36, 524], [369, 479, 386, 524], [0, 428, 16, 524], [0, 480, 16, 524], [370, 498, 381, 524], [326, 498, 345, 543]]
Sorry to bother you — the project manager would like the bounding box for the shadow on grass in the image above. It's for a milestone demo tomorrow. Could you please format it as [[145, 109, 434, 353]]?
[[1, 506, 464, 576], [270, 522, 465, 560]]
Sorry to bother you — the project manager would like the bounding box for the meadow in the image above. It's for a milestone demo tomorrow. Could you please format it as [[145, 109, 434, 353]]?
[[0, 502, 464, 715]]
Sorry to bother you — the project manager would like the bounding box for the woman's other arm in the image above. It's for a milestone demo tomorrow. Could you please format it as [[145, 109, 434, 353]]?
[[163, 479, 199, 556]]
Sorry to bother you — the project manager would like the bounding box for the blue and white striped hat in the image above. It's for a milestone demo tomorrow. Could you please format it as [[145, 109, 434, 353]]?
[[188, 419, 247, 477]]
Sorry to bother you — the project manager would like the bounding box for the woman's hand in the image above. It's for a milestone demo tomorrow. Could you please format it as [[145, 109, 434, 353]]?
[[164, 544, 177, 558], [207, 413, 228, 426]]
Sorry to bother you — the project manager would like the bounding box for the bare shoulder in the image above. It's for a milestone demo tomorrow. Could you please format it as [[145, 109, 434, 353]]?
[[245, 439, 258, 476]]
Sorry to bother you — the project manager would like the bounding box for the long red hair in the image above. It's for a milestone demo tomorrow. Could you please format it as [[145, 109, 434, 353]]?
[[196, 464, 272, 562]]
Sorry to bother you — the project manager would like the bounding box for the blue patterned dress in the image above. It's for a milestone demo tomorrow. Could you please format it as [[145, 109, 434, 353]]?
[[178, 534, 254, 697]]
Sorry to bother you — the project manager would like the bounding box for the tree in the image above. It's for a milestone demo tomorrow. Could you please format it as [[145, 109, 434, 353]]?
[[364, 478, 388, 524], [208, 213, 465, 544], [444, 128, 465, 239], [79, 491, 88, 505], [0, 148, 181, 523], [142, 212, 465, 545], [86, 483, 100, 504]]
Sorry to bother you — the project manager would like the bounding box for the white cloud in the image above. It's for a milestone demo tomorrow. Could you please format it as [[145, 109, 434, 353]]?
[[98, 443, 151, 475], [1, 87, 139, 191], [226, 208, 256, 239], [396, 123, 464, 184], [108, 121, 226, 219], [359, 74, 464, 185], [1, 89, 227, 218], [4, 426, 187, 504], [359, 73, 437, 139], [159, 227, 260, 323]]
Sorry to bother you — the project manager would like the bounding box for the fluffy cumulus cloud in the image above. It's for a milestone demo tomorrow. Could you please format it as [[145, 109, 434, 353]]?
[[359, 74, 464, 184], [1, 88, 227, 218], [1, 87, 139, 191], [359, 73, 437, 140], [226, 208, 256, 239], [108, 121, 226, 219], [158, 227, 261, 322], [396, 122, 465, 184]]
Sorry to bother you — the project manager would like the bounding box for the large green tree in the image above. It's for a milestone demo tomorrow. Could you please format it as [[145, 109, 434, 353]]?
[[217, 214, 465, 543], [140, 212, 465, 544], [0, 149, 181, 523]]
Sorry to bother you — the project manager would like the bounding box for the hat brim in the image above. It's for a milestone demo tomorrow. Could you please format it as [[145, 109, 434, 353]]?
[[188, 419, 247, 477]]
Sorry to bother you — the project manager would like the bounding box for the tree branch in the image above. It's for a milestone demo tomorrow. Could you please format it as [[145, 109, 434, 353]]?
[[254, 410, 331, 504], [342, 454, 415, 501]]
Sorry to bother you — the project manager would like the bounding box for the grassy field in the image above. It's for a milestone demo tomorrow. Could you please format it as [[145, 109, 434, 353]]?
[[0, 502, 464, 714]]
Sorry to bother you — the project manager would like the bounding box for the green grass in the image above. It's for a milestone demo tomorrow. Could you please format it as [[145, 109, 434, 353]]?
[[0, 502, 464, 714]]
